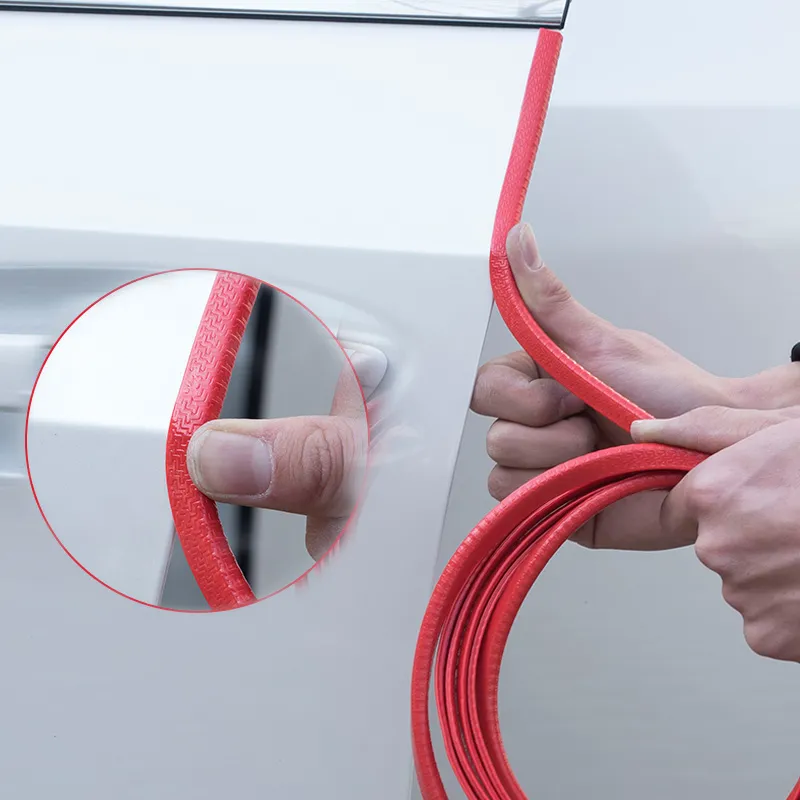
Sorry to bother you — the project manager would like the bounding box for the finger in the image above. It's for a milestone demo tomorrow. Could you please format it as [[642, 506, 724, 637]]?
[[571, 490, 695, 551], [187, 414, 364, 517], [483, 349, 555, 383], [743, 617, 800, 663], [487, 466, 545, 501], [630, 405, 800, 454], [333, 343, 387, 418], [486, 416, 596, 469], [658, 475, 701, 548], [733, 362, 800, 411], [472, 362, 584, 426], [305, 514, 349, 562], [507, 223, 622, 359], [304, 344, 383, 559], [487, 466, 686, 551], [481, 350, 541, 379]]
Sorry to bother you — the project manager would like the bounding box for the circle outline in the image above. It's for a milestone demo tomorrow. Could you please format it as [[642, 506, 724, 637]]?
[[24, 267, 372, 614]]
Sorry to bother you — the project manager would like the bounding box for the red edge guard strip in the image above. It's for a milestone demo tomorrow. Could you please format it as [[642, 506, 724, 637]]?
[[410, 28, 800, 800], [166, 271, 259, 611]]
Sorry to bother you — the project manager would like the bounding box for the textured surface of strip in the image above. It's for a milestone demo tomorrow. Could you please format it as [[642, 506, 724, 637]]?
[[411, 28, 800, 800], [487, 30, 648, 433], [166, 271, 259, 610]]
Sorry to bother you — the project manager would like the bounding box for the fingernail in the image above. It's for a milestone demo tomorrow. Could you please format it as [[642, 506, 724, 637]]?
[[345, 348, 387, 400], [630, 419, 664, 441], [518, 224, 542, 271], [188, 430, 273, 497]]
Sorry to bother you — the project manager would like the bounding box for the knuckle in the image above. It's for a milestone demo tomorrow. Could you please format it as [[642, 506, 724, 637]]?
[[487, 467, 510, 501], [298, 422, 352, 508], [743, 621, 789, 661], [540, 277, 573, 310], [682, 468, 724, 516], [471, 366, 502, 415], [528, 380, 568, 426], [485, 421, 508, 463], [501, 350, 538, 375], [693, 532, 727, 572], [720, 581, 746, 614]]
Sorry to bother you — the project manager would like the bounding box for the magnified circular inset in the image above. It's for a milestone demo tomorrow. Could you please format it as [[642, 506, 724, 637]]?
[[25, 269, 379, 612]]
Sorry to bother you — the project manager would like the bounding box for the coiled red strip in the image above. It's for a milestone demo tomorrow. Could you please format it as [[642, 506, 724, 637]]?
[[410, 28, 800, 800], [154, 30, 799, 797], [166, 271, 259, 611]]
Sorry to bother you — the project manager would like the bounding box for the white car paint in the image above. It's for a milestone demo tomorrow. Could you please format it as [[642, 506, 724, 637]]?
[[0, 0, 798, 798]]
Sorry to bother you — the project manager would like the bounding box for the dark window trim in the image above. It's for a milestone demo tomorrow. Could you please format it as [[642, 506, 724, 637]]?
[[0, 0, 570, 29]]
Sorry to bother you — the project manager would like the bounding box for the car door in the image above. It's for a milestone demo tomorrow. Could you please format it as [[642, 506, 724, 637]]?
[[0, 2, 569, 798]]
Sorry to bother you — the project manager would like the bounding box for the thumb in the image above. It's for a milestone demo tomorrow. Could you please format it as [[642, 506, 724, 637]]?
[[186, 345, 382, 518], [508, 223, 619, 358], [630, 406, 799, 453], [186, 413, 365, 517]]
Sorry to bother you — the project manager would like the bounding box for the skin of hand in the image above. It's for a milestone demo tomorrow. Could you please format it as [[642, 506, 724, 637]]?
[[186, 348, 383, 561], [471, 222, 800, 550], [631, 406, 800, 663]]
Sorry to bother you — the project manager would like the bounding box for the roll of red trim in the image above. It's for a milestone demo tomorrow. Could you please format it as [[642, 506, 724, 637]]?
[[166, 271, 259, 611], [410, 29, 800, 800]]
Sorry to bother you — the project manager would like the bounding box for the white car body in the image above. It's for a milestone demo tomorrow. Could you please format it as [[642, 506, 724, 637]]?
[[0, 1, 798, 797]]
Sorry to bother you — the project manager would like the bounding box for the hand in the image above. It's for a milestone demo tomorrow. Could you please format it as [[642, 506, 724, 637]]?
[[472, 222, 800, 550], [186, 347, 384, 561], [631, 406, 800, 663]]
